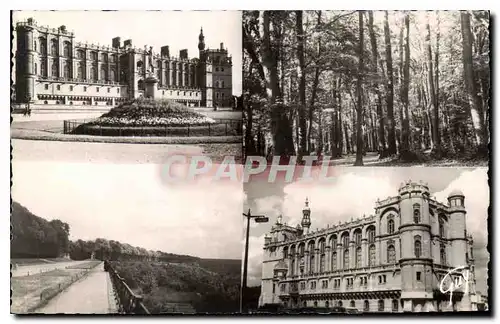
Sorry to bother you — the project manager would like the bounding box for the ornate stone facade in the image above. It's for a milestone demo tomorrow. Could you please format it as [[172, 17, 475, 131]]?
[[259, 181, 477, 312], [14, 18, 233, 108]]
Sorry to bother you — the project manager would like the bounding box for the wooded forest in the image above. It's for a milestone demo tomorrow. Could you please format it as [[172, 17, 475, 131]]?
[[243, 11, 490, 165]]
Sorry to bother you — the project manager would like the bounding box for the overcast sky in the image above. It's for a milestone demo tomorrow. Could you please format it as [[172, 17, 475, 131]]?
[[12, 161, 244, 260], [243, 167, 490, 296], [12, 10, 242, 95]]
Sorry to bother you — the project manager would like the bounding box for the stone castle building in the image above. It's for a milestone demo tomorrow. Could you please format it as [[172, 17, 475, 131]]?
[[259, 181, 478, 312], [14, 18, 233, 108]]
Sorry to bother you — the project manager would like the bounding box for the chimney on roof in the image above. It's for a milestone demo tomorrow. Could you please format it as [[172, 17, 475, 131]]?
[[220, 42, 224, 50], [180, 49, 188, 60], [112, 37, 121, 49], [161, 46, 170, 58], [124, 39, 133, 48]]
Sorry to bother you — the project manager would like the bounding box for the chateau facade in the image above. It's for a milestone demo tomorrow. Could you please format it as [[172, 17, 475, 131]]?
[[259, 181, 478, 312], [14, 18, 233, 108]]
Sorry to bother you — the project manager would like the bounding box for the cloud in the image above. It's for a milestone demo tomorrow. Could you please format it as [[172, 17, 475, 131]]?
[[12, 161, 244, 259]]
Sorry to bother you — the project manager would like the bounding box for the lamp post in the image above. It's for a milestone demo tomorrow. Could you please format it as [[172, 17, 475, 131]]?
[[240, 209, 269, 314]]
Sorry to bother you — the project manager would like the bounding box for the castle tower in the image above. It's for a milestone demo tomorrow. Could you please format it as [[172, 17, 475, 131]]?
[[398, 181, 435, 312], [15, 18, 37, 104], [447, 189, 472, 311], [301, 198, 311, 234]]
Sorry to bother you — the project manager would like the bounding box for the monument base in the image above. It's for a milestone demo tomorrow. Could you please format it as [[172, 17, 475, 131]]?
[[144, 76, 158, 99]]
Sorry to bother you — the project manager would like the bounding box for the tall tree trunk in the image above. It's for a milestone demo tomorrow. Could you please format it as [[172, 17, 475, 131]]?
[[384, 11, 397, 155], [337, 86, 344, 156], [344, 121, 351, 154], [330, 111, 336, 157], [296, 10, 308, 160], [368, 11, 387, 157], [400, 14, 411, 158], [354, 11, 365, 166], [307, 11, 322, 154], [426, 16, 441, 155], [317, 108, 323, 155], [460, 11, 488, 153]]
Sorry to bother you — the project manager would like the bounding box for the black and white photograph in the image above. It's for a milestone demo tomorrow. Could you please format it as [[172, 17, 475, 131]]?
[[10, 10, 244, 315], [241, 167, 489, 313], [243, 11, 490, 166]]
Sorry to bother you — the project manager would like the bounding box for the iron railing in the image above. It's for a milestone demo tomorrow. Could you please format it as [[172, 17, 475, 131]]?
[[104, 260, 150, 314]]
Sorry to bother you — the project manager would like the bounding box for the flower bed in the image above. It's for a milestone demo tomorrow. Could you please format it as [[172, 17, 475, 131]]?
[[86, 98, 216, 127]]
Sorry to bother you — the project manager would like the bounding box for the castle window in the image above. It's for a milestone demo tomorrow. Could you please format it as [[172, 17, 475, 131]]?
[[368, 244, 376, 266], [392, 299, 399, 312], [107, 88, 111, 93], [215, 67, 219, 72], [355, 247, 362, 268], [221, 80, 224, 88], [387, 244, 396, 264], [354, 231, 362, 246], [44, 101, 48, 104], [56, 85, 61, 91], [303, 301, 307, 307], [313, 301, 318, 307], [44, 84, 48, 90], [342, 233, 349, 247], [338, 301, 343, 307], [96, 87, 100, 92], [272, 284, 275, 294], [367, 227, 375, 243], [413, 204, 421, 224], [416, 271, 421, 281], [331, 252, 337, 270], [283, 246, 288, 259], [325, 301, 329, 308], [51, 60, 58, 77], [34, 63, 37, 75], [291, 259, 295, 276], [117, 88, 120, 94], [343, 249, 349, 269], [439, 218, 445, 237], [70, 86, 73, 91], [101, 67, 107, 81], [319, 254, 325, 272], [34, 40, 37, 52], [110, 69, 116, 82], [91, 52, 98, 61], [63, 62, 70, 79], [440, 244, 446, 265], [90, 66, 97, 81], [63, 42, 71, 58], [309, 254, 315, 274], [50, 39, 58, 56], [41, 61, 47, 77], [350, 300, 355, 308], [221, 67, 224, 72], [101, 53, 107, 62], [414, 236, 422, 258], [378, 299, 384, 312], [77, 49, 85, 59], [388, 218, 395, 234], [84, 86, 87, 92], [77, 63, 83, 79], [39, 37, 46, 55], [364, 300, 370, 312]]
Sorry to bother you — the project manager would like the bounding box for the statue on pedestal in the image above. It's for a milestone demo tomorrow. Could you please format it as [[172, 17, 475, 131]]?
[[145, 46, 156, 77]]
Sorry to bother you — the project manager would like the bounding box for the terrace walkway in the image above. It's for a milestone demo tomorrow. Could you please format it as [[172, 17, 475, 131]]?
[[35, 263, 118, 314]]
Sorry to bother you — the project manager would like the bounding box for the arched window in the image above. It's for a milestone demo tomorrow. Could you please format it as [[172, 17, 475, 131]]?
[[325, 301, 329, 308], [101, 53, 107, 62], [369, 244, 376, 266], [355, 247, 362, 268], [413, 204, 421, 224], [40, 61, 46, 77], [439, 218, 445, 237], [320, 254, 325, 273], [392, 299, 398, 312], [63, 62, 70, 79], [291, 259, 295, 276], [34, 40, 37, 52], [63, 42, 71, 58], [77, 49, 85, 59], [101, 67, 107, 81], [91, 52, 98, 61], [440, 244, 446, 265], [310, 254, 315, 274], [283, 247, 288, 259], [343, 249, 349, 269], [38, 37, 46, 54], [331, 252, 337, 270], [110, 69, 116, 82], [342, 233, 349, 247], [388, 218, 395, 234], [313, 301, 318, 307], [330, 236, 337, 249], [354, 230, 362, 245], [387, 244, 396, 264], [50, 39, 58, 56], [338, 301, 343, 307], [414, 235, 422, 258], [367, 227, 376, 243], [34, 63, 37, 75], [378, 299, 384, 312], [350, 300, 355, 308], [364, 300, 370, 312], [51, 59, 58, 77], [77, 63, 83, 79], [221, 80, 225, 88]]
